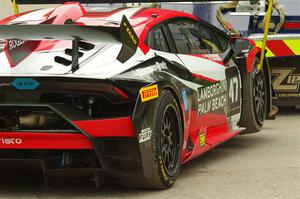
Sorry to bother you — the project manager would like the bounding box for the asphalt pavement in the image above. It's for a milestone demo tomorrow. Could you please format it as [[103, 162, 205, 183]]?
[[0, 110, 299, 199]]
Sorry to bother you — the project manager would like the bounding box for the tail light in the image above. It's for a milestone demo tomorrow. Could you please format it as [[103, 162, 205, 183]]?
[[57, 82, 130, 100]]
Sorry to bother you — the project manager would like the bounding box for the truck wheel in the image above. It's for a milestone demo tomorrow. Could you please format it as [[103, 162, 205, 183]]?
[[239, 58, 267, 134]]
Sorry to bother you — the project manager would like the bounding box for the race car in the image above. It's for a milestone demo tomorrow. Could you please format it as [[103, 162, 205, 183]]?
[[0, 1, 272, 189]]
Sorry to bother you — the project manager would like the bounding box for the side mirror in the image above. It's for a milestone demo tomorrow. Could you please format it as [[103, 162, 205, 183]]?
[[229, 38, 253, 54]]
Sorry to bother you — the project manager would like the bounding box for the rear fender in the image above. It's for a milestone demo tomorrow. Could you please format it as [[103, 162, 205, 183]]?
[[248, 46, 273, 118], [246, 46, 261, 73], [122, 55, 196, 178], [132, 81, 190, 179], [237, 46, 273, 120], [131, 82, 161, 179]]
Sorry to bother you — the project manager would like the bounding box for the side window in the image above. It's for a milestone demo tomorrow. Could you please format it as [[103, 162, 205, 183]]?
[[210, 28, 229, 52], [167, 22, 191, 54], [168, 19, 225, 54], [148, 27, 169, 52]]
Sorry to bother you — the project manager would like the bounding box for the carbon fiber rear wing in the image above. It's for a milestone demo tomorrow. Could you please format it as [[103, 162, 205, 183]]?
[[0, 15, 138, 70]]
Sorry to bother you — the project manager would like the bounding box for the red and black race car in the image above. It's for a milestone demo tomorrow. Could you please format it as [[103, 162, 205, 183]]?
[[0, 1, 273, 189]]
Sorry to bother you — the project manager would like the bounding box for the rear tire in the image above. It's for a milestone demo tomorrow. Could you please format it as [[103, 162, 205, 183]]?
[[239, 58, 267, 134], [121, 90, 183, 189]]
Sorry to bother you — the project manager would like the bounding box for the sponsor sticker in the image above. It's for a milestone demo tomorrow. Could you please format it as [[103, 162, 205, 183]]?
[[197, 80, 227, 115], [122, 21, 137, 45], [8, 39, 27, 51], [139, 127, 152, 143], [0, 138, 22, 145], [6, 40, 40, 66], [12, 78, 39, 90], [153, 61, 167, 71], [0, 82, 11, 88], [140, 84, 159, 102], [199, 128, 206, 147], [159, 156, 169, 180]]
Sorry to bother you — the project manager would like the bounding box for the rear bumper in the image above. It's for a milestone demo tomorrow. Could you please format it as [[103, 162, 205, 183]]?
[[0, 102, 136, 150], [0, 76, 145, 179], [0, 116, 136, 150], [0, 103, 141, 175]]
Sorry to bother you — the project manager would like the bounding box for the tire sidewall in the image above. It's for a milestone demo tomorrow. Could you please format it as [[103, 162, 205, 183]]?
[[239, 57, 267, 133], [152, 90, 183, 188], [250, 59, 267, 126]]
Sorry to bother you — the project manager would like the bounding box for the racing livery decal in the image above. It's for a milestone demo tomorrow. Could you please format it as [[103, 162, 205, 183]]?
[[197, 80, 227, 115], [140, 84, 159, 102], [226, 66, 241, 117], [5, 39, 39, 66], [11, 78, 39, 90], [0, 138, 22, 145], [198, 128, 206, 148], [139, 127, 152, 143]]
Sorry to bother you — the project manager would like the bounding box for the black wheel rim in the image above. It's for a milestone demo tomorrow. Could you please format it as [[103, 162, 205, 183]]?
[[252, 68, 267, 124], [160, 105, 180, 176]]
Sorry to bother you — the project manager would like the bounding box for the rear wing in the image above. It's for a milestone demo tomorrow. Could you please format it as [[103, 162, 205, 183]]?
[[0, 15, 138, 70]]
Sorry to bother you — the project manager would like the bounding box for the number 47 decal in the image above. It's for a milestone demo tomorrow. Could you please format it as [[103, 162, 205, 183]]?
[[229, 77, 239, 104]]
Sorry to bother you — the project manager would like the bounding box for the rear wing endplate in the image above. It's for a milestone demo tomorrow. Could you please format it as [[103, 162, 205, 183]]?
[[0, 15, 138, 70]]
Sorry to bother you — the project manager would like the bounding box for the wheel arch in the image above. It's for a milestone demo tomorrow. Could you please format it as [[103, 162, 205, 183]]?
[[236, 48, 273, 121], [163, 85, 185, 137], [131, 79, 189, 180]]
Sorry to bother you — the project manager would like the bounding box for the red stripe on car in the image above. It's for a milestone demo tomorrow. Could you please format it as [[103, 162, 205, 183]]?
[[192, 73, 217, 83]]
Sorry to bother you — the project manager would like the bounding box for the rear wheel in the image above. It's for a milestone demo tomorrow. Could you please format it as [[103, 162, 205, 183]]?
[[121, 90, 182, 189], [239, 58, 267, 134]]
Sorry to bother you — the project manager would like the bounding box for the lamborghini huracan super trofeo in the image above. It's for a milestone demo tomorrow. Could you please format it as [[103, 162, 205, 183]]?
[[0, 2, 272, 189]]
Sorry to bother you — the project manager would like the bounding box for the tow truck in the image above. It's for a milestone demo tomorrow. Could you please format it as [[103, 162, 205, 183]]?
[[204, 0, 300, 108]]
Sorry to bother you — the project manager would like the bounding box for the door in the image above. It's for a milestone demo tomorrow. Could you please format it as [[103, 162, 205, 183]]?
[[166, 18, 242, 142]]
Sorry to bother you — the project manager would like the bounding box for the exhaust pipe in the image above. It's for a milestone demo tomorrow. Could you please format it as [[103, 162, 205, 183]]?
[[0, 111, 64, 130], [19, 112, 61, 129]]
